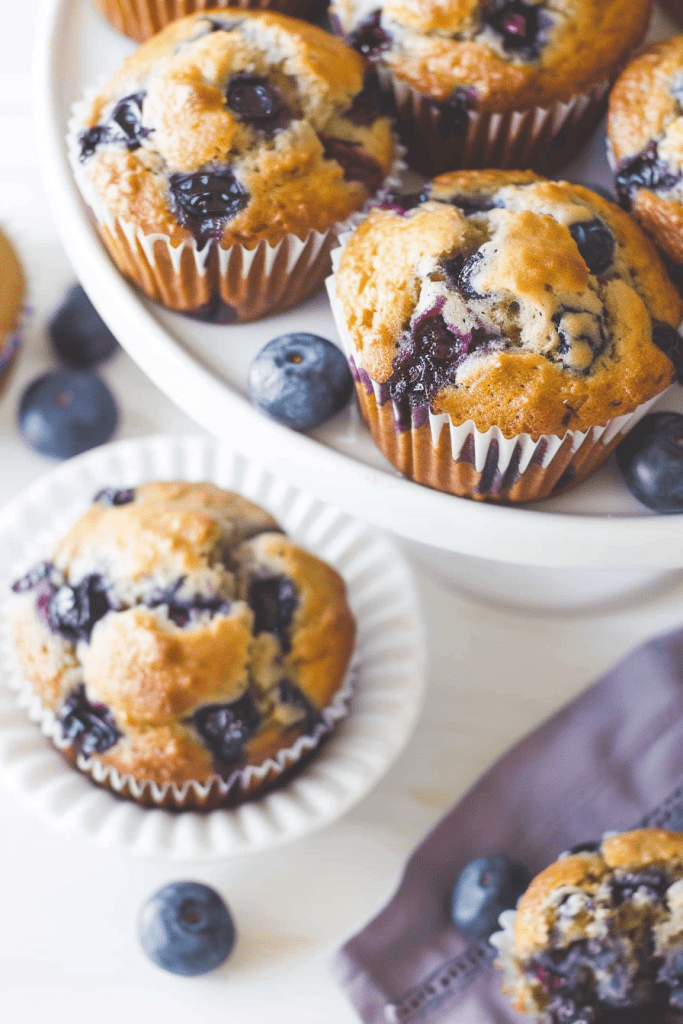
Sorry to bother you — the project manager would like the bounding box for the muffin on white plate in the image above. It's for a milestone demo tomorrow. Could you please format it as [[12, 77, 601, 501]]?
[[10, 481, 356, 809], [68, 11, 398, 322]]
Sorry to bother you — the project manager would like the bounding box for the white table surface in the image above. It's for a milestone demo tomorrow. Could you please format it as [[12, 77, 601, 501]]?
[[4, 3, 683, 1022]]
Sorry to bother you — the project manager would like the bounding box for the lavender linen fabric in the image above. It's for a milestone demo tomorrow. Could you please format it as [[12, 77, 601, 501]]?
[[333, 625, 683, 1024]]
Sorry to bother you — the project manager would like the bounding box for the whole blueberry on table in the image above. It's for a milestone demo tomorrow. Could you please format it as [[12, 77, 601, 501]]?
[[450, 854, 532, 940], [616, 413, 683, 513], [139, 881, 236, 977], [48, 284, 119, 368], [248, 332, 354, 431], [18, 369, 118, 459]]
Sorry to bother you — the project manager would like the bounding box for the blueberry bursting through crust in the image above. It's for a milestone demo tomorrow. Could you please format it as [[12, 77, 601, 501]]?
[[12, 535, 322, 779]]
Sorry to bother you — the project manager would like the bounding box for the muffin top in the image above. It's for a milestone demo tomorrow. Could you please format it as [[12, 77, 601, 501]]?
[[513, 829, 683, 958], [71, 11, 395, 247], [333, 170, 682, 438], [10, 481, 356, 793], [0, 228, 24, 351], [609, 34, 683, 266], [496, 829, 683, 1023], [330, 0, 651, 111]]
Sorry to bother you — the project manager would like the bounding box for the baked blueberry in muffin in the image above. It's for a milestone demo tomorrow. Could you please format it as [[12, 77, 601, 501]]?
[[330, 170, 682, 503], [330, 0, 650, 174], [493, 829, 683, 1023], [10, 482, 356, 808], [69, 11, 396, 321], [608, 35, 683, 292]]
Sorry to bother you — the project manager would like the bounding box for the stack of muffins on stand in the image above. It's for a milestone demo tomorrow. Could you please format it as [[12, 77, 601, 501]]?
[[70, 0, 683, 506]]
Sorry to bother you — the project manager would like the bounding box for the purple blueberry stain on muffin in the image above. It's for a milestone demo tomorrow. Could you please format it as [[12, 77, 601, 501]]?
[[615, 142, 682, 210], [435, 87, 478, 138], [225, 74, 290, 135], [78, 91, 149, 161], [480, 0, 553, 61], [189, 693, 262, 775], [168, 169, 249, 246], [347, 10, 392, 58], [58, 684, 120, 757], [319, 137, 387, 195]]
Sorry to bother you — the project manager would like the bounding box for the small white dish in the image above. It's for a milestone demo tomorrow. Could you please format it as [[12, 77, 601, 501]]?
[[0, 434, 426, 859]]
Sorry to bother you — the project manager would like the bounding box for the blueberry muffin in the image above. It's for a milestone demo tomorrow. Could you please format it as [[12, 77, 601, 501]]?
[[329, 0, 651, 176], [10, 482, 356, 809], [328, 170, 683, 503], [69, 11, 396, 322], [92, 0, 315, 44], [493, 829, 683, 1023], [608, 35, 683, 293], [0, 228, 25, 393]]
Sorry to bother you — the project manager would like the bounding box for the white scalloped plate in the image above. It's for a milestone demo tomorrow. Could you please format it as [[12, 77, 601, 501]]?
[[0, 435, 426, 859]]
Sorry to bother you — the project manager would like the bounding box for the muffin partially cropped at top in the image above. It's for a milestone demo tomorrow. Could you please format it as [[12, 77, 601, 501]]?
[[68, 11, 396, 322], [10, 481, 356, 809], [91, 0, 316, 44], [0, 228, 25, 395], [608, 34, 683, 294], [329, 0, 651, 176], [493, 828, 683, 1023], [328, 170, 683, 504]]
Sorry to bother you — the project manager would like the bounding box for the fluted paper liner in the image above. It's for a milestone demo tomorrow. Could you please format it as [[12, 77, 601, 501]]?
[[10, 655, 356, 811], [327, 241, 663, 505], [92, 0, 315, 43], [68, 88, 404, 323], [376, 65, 611, 176]]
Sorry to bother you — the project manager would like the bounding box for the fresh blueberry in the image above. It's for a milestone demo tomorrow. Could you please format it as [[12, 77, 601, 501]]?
[[18, 369, 118, 459], [450, 854, 532, 939], [616, 413, 683, 513], [48, 284, 119, 368], [139, 881, 236, 977], [248, 333, 354, 431]]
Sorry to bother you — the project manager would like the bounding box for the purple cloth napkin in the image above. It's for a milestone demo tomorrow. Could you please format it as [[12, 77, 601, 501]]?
[[332, 624, 683, 1024]]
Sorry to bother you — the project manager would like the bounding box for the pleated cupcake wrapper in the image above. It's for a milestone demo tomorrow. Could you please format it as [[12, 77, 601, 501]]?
[[68, 87, 405, 322], [92, 0, 315, 42], [376, 64, 610, 176], [9, 658, 357, 810], [327, 251, 661, 503]]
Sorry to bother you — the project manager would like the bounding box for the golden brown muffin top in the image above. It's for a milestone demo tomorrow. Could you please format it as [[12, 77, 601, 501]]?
[[10, 481, 356, 790], [330, 0, 651, 110], [513, 829, 683, 958], [0, 228, 24, 347], [334, 170, 682, 438], [608, 34, 683, 266], [71, 11, 395, 248]]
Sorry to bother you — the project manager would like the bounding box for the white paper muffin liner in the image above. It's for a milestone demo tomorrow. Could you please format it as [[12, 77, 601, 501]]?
[[327, 234, 666, 504], [376, 64, 611, 176], [67, 85, 405, 322], [9, 647, 357, 810], [92, 0, 315, 43]]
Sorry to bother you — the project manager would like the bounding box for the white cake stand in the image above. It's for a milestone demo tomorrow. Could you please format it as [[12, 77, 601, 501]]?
[[33, 0, 683, 609]]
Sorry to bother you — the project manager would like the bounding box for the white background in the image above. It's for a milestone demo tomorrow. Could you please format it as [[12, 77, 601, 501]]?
[[3, 2, 683, 1022]]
